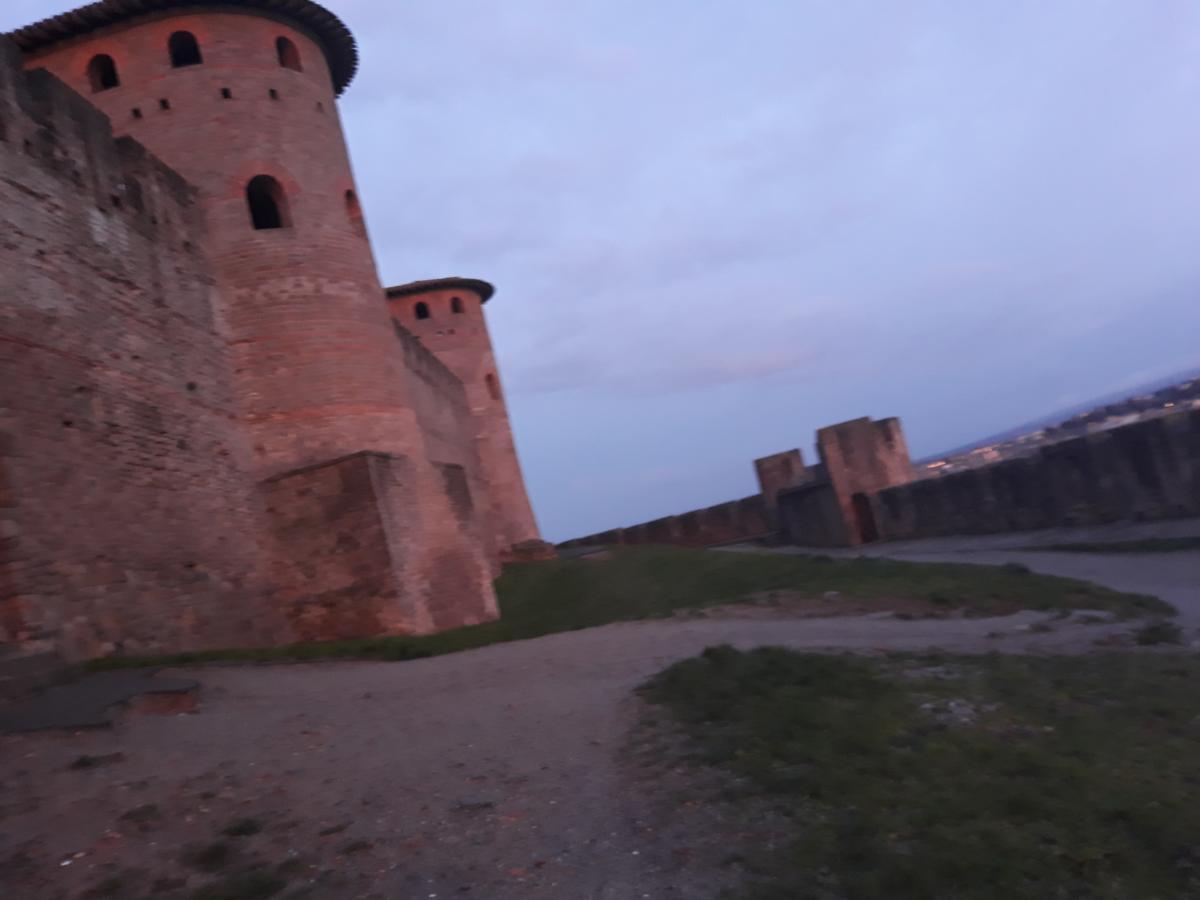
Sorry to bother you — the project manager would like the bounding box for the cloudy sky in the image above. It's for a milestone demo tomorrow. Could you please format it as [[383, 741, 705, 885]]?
[[6, 1, 1200, 540]]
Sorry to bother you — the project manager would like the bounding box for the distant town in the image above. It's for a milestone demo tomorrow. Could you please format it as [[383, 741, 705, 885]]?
[[923, 375, 1200, 476]]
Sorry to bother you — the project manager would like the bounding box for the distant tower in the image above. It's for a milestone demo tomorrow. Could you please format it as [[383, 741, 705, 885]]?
[[386, 279, 543, 555], [14, 0, 420, 472]]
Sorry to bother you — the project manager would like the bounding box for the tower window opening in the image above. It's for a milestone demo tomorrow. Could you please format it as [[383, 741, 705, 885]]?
[[345, 190, 366, 237], [415, 302, 431, 321], [159, 98, 171, 111], [87, 54, 120, 92], [276, 36, 303, 71], [485, 373, 500, 401], [221, 87, 233, 99], [168, 31, 203, 68], [131, 107, 143, 119], [269, 88, 280, 100], [451, 296, 464, 314], [246, 175, 290, 230]]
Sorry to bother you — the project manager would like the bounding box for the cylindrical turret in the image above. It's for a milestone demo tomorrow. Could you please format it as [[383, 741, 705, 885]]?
[[15, 0, 421, 474], [11, 1, 505, 636], [386, 278, 543, 554]]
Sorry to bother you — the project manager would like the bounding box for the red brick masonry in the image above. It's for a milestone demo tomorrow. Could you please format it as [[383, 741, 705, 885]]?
[[1, 2, 541, 660]]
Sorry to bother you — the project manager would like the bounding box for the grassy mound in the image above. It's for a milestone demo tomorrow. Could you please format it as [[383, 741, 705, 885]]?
[[641, 646, 1200, 899], [88, 546, 1168, 670]]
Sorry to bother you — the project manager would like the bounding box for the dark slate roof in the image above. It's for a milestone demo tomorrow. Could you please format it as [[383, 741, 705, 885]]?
[[386, 277, 496, 303], [7, 0, 358, 95]]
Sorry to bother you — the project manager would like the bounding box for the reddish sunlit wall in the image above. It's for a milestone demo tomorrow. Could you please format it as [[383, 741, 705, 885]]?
[[23, 10, 418, 471], [387, 284, 543, 557], [20, 9, 499, 639]]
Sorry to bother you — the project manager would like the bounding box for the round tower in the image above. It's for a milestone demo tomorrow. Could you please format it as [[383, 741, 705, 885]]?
[[10, 1, 503, 635], [386, 278, 543, 554], [13, 0, 420, 473]]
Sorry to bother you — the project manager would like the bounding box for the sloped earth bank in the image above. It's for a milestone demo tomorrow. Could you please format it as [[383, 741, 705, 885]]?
[[2, 604, 1190, 900]]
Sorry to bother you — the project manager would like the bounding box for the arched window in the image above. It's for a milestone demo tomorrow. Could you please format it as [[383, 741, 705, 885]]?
[[415, 302, 431, 320], [245, 175, 290, 230], [169, 31, 203, 68], [87, 54, 120, 92], [345, 190, 366, 237], [485, 373, 500, 401], [451, 296, 464, 314], [276, 36, 303, 71]]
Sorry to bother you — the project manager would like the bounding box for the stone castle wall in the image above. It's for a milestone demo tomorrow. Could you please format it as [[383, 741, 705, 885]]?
[[559, 495, 773, 551], [563, 410, 1200, 552], [387, 284, 544, 560], [867, 409, 1200, 542], [0, 14, 527, 660], [562, 417, 907, 551], [0, 43, 287, 658]]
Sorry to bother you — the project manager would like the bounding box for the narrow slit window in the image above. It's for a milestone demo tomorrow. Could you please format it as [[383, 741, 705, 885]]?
[[87, 55, 120, 92], [415, 302, 431, 320], [345, 190, 366, 237], [276, 36, 303, 71], [451, 296, 464, 314], [221, 87, 233, 99], [169, 31, 203, 68], [246, 175, 291, 230]]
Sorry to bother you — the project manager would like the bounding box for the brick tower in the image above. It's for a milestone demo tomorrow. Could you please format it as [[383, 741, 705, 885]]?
[[11, 0, 501, 636], [386, 279, 544, 558], [14, 0, 413, 471]]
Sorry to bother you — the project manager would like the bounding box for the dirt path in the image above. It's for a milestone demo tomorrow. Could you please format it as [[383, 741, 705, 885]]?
[[0, 606, 1153, 900]]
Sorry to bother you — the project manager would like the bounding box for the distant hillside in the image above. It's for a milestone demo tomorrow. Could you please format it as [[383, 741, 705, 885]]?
[[924, 366, 1200, 462]]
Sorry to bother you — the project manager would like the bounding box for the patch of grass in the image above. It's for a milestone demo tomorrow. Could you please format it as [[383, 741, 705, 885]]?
[[187, 870, 287, 900], [1135, 620, 1185, 646], [80, 876, 127, 898], [182, 841, 236, 873], [1027, 536, 1200, 554], [69, 753, 124, 770], [118, 804, 160, 831], [221, 818, 264, 838], [641, 645, 1200, 899], [85, 547, 1171, 671]]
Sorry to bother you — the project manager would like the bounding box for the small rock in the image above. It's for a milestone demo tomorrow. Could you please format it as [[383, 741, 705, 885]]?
[[822, 591, 841, 602]]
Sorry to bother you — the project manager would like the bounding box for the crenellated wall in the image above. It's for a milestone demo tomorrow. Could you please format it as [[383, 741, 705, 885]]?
[[869, 410, 1200, 541], [563, 409, 1200, 553], [562, 417, 910, 551]]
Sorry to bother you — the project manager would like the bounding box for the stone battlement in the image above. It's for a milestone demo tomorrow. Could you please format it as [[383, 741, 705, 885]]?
[[562, 409, 1200, 551]]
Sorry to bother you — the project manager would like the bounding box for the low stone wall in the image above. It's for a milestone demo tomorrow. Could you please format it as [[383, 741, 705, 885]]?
[[775, 482, 849, 548], [869, 410, 1200, 541], [561, 495, 773, 550]]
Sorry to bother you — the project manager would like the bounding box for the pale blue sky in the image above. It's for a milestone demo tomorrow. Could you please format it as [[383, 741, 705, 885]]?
[[6, 1, 1200, 540]]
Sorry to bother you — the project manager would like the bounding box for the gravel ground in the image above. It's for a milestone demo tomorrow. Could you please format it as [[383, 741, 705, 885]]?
[[3, 521, 1196, 899], [0, 609, 1159, 900]]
